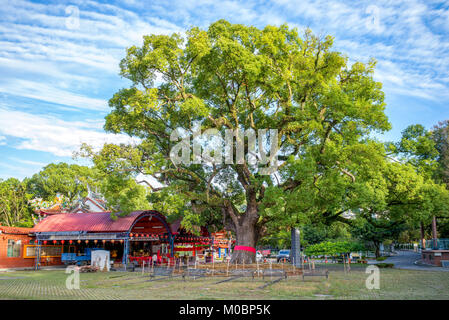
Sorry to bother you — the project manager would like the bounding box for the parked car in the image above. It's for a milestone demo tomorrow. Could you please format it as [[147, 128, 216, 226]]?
[[276, 249, 291, 263]]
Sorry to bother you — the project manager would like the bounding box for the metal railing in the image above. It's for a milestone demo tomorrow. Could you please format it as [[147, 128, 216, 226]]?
[[427, 239, 449, 250]]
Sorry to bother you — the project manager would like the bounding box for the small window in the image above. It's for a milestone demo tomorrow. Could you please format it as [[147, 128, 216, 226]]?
[[7, 239, 21, 257]]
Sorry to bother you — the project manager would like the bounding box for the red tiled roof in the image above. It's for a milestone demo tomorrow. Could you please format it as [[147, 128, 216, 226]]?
[[32, 210, 167, 233], [0, 225, 33, 235]]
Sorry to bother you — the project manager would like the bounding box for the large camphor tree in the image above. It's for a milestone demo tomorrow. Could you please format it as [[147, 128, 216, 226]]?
[[86, 20, 391, 263]]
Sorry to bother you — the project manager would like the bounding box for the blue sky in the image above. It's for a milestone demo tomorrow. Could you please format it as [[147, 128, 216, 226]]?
[[0, 0, 448, 180]]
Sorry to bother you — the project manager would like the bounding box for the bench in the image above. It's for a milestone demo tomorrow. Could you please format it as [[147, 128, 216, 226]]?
[[262, 269, 287, 280], [257, 269, 287, 289], [302, 269, 329, 281], [182, 268, 208, 280], [214, 269, 256, 284], [150, 267, 174, 279], [231, 269, 256, 279]]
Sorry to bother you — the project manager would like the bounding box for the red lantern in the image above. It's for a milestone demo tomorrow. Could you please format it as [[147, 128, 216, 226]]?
[[85, 240, 89, 244], [111, 240, 115, 244], [43, 240, 47, 245], [130, 233, 133, 237], [53, 240, 57, 244], [69, 240, 73, 244], [102, 240, 106, 244], [61, 240, 65, 244], [77, 240, 81, 244], [94, 240, 98, 244]]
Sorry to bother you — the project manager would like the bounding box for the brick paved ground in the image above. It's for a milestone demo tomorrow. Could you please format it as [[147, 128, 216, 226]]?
[[1, 266, 449, 300]]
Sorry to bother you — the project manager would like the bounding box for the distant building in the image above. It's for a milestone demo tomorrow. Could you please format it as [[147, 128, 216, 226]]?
[[0, 225, 36, 269], [69, 195, 107, 214], [31, 190, 108, 224]]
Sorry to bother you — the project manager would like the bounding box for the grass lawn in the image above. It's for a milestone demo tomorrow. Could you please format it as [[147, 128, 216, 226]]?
[[0, 265, 448, 300]]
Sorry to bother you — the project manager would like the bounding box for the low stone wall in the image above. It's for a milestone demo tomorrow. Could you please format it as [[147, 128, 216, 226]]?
[[421, 250, 449, 267]]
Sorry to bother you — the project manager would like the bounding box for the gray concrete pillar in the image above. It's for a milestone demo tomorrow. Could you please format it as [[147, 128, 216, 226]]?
[[290, 228, 301, 267]]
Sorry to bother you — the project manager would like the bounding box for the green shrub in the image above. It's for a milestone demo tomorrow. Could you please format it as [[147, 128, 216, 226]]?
[[376, 263, 394, 268], [305, 241, 366, 257], [376, 257, 387, 261]]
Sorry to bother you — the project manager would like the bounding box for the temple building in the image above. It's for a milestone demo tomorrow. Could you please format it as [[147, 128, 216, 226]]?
[[0, 210, 233, 270]]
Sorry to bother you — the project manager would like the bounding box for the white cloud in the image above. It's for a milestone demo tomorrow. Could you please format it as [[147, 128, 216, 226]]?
[[8, 158, 48, 167], [2, 0, 447, 108], [0, 0, 183, 113], [0, 108, 138, 157], [0, 0, 448, 166], [0, 161, 40, 180], [0, 135, 6, 146], [268, 0, 449, 102], [0, 80, 108, 111]]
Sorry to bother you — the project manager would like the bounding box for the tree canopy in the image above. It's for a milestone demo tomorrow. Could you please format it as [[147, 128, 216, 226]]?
[[0, 178, 33, 227], [26, 162, 102, 203], [83, 19, 393, 263]]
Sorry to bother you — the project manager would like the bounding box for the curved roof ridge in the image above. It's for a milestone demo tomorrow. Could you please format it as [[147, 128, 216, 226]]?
[[32, 210, 166, 233], [0, 225, 33, 235]]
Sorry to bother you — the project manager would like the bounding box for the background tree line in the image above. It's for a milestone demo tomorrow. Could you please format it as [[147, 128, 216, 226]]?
[[1, 120, 449, 257]]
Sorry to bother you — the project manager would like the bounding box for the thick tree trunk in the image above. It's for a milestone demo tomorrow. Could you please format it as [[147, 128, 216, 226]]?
[[226, 198, 260, 264], [432, 216, 438, 239], [374, 242, 380, 258], [230, 217, 258, 264], [432, 216, 438, 249], [420, 222, 426, 249], [223, 168, 262, 264]]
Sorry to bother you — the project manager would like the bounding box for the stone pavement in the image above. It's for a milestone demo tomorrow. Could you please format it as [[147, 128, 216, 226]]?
[[368, 250, 449, 271]]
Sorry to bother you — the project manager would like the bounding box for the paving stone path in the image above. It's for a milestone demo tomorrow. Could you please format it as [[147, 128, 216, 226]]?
[[368, 250, 449, 271], [0, 277, 122, 300]]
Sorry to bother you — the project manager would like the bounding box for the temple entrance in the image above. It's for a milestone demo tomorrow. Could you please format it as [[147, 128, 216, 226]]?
[[126, 211, 173, 266]]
